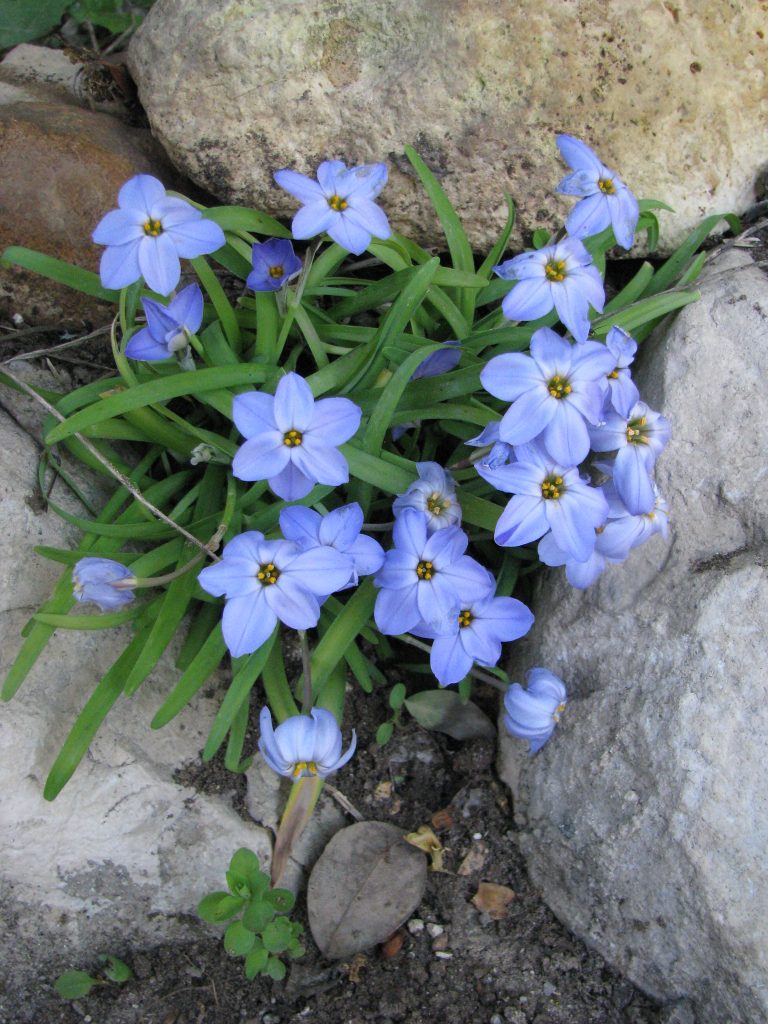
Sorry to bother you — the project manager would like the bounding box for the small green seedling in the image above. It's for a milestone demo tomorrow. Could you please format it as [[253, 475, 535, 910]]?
[[198, 847, 305, 981], [55, 954, 133, 999], [375, 682, 408, 746]]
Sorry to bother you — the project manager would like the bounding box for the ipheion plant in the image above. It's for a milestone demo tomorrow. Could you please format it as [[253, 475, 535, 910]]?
[[3, 133, 708, 906]]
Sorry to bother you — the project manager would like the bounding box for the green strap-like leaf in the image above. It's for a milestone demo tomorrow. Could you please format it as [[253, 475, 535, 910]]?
[[43, 630, 150, 800], [151, 623, 227, 728], [204, 630, 279, 759], [311, 579, 377, 697], [44, 366, 273, 445], [1, 245, 118, 301]]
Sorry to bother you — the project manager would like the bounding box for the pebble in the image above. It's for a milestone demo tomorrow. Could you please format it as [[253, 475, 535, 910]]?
[[434, 951, 453, 960], [407, 918, 425, 935], [426, 923, 444, 938]]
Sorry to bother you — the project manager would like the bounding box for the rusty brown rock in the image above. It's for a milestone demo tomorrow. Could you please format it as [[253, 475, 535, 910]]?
[[0, 101, 180, 325]]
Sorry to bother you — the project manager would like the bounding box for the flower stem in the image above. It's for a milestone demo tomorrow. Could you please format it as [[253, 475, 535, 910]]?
[[397, 634, 509, 692], [298, 630, 313, 714], [120, 522, 228, 589]]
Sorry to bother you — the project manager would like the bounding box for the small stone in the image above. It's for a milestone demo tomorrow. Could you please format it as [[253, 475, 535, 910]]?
[[407, 918, 425, 935], [490, 1016, 504, 1024], [471, 882, 516, 920], [434, 951, 453, 960], [457, 841, 489, 876], [431, 933, 450, 952], [430, 807, 453, 831], [426, 923, 444, 938]]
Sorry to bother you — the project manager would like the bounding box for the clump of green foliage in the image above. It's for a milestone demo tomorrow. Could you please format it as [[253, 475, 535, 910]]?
[[198, 848, 305, 981]]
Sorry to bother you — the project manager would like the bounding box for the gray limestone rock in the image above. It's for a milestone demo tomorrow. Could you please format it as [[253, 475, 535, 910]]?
[[129, 0, 765, 253], [499, 249, 768, 1023]]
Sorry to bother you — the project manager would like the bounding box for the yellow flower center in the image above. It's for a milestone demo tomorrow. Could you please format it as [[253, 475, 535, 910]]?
[[607, 368, 620, 379], [143, 218, 163, 236], [292, 761, 318, 777], [541, 475, 565, 500], [269, 264, 284, 278], [256, 562, 280, 585], [458, 609, 473, 628], [328, 194, 348, 211], [283, 429, 303, 447], [547, 374, 572, 399], [426, 492, 451, 516], [626, 415, 648, 445], [598, 177, 616, 195], [416, 560, 435, 581], [544, 259, 567, 282], [553, 702, 567, 722]]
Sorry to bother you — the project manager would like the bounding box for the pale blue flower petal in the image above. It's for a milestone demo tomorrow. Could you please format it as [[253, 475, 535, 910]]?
[[499, 387, 556, 446], [317, 502, 363, 549], [137, 233, 180, 296], [556, 168, 600, 197], [268, 461, 315, 501], [327, 214, 373, 255], [273, 372, 315, 433], [292, 201, 337, 240], [613, 445, 656, 514], [198, 555, 261, 599], [285, 545, 355, 596], [316, 160, 348, 193], [232, 391, 277, 438], [222, 593, 276, 657], [169, 283, 204, 334], [564, 192, 611, 240], [279, 506, 321, 547], [274, 168, 326, 203], [495, 495, 549, 547], [118, 174, 165, 211], [92, 208, 144, 245], [231, 434, 290, 480], [338, 162, 388, 199], [556, 135, 603, 174], [480, 352, 543, 402], [165, 217, 225, 258], [124, 328, 171, 361], [374, 584, 419, 635], [293, 438, 349, 486], [565, 549, 606, 588], [265, 576, 320, 629], [612, 187, 640, 249], [543, 402, 591, 466], [431, 633, 472, 687], [343, 198, 391, 240], [99, 239, 142, 289], [501, 276, 554, 322], [529, 328, 573, 377], [308, 396, 362, 445], [347, 534, 385, 576]]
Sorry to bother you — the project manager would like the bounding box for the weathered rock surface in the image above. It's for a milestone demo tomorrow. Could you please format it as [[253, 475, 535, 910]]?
[[129, 0, 766, 253], [0, 396, 271, 1006], [0, 100, 179, 325], [499, 249, 768, 1023]]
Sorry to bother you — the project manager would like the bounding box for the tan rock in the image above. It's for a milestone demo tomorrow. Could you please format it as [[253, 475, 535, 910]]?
[[129, 0, 767, 254], [498, 250, 768, 1023]]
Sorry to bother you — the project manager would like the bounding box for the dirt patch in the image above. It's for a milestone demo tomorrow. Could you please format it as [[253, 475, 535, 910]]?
[[7, 677, 667, 1024]]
